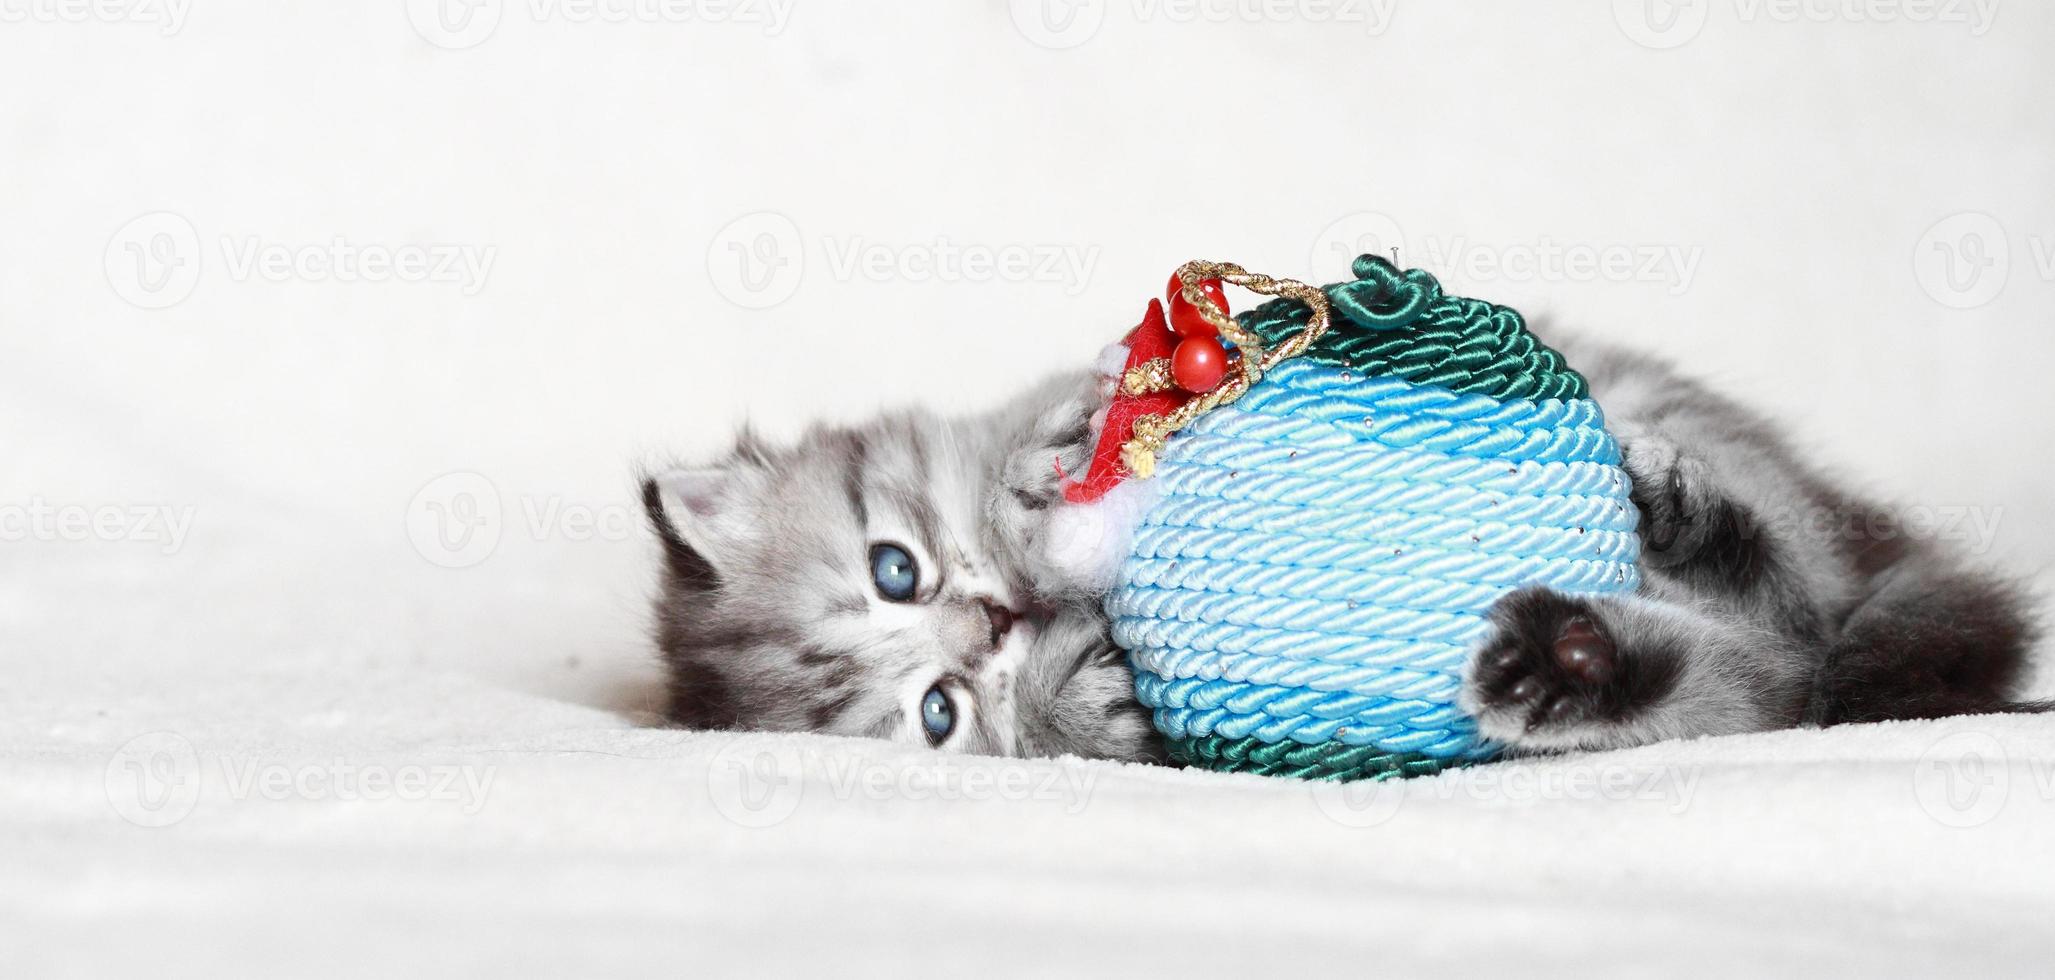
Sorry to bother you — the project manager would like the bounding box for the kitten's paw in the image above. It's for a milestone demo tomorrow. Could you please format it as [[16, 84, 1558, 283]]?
[[989, 371, 1105, 598], [1620, 434, 1694, 555], [1003, 439, 1089, 513], [1618, 432, 1759, 579], [1462, 589, 1671, 751], [998, 373, 1099, 514]]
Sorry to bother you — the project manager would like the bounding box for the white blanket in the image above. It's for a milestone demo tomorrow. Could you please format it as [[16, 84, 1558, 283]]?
[[11, 655, 2055, 977], [9, 518, 2054, 977], [7, 3, 2054, 976]]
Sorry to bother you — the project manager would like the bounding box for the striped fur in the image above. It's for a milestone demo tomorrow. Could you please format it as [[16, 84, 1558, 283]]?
[[1459, 330, 2042, 752], [642, 372, 1159, 762], [644, 330, 2040, 763]]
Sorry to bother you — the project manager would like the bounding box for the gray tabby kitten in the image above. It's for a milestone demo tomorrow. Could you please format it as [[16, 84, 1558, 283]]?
[[642, 374, 1162, 761], [643, 331, 2042, 761]]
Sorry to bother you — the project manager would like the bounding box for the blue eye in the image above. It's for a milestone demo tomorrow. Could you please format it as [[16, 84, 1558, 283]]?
[[869, 543, 919, 602], [920, 685, 955, 744]]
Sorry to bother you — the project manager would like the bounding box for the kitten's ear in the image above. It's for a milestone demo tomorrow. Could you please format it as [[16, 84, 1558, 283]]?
[[641, 462, 766, 591], [732, 423, 773, 467]]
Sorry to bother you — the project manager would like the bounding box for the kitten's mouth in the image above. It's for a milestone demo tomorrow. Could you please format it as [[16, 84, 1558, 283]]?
[[982, 600, 1038, 649]]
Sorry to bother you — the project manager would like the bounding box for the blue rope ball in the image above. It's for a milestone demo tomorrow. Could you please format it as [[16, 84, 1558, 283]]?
[[1106, 259, 1643, 780]]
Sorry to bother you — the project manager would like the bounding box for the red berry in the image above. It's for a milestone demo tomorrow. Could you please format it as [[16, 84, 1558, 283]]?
[[1172, 335, 1229, 393], [1166, 275, 1228, 338]]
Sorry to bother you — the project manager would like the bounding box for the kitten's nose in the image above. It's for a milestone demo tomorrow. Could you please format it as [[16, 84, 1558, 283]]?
[[980, 599, 1016, 644]]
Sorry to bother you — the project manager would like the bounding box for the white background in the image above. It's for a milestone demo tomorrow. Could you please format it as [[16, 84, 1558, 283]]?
[[5, 2, 2054, 975]]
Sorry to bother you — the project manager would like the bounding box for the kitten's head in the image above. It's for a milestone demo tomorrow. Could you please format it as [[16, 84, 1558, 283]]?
[[641, 406, 1157, 762]]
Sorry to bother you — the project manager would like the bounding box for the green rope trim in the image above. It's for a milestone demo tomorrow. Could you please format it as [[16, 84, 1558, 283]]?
[[1239, 254, 1589, 402], [1167, 734, 1468, 782]]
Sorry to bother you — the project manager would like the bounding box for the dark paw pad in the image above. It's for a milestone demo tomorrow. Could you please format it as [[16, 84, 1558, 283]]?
[[1469, 589, 1664, 734], [1553, 617, 1615, 683]]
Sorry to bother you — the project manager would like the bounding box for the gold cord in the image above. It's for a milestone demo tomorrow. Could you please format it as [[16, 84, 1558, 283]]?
[[1121, 261, 1333, 478]]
